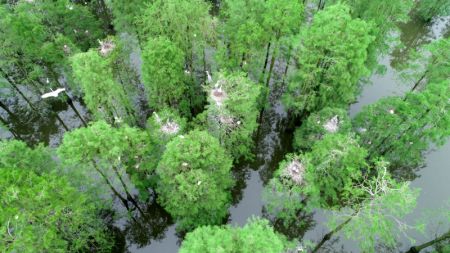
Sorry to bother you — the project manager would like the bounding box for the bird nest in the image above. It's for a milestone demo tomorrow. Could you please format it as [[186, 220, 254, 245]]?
[[210, 84, 227, 107], [153, 112, 180, 135], [99, 39, 115, 57], [283, 159, 305, 185], [323, 115, 339, 133], [160, 120, 180, 135]]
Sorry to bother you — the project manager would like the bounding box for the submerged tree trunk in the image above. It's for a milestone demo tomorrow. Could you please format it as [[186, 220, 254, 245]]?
[[311, 215, 353, 253], [0, 67, 38, 111], [47, 65, 88, 126], [260, 42, 272, 83], [0, 100, 17, 120], [111, 165, 145, 216], [91, 161, 130, 210], [0, 114, 22, 140], [406, 230, 450, 253]]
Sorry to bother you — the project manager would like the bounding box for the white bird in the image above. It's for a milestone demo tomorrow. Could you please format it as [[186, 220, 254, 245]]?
[[205, 70, 212, 83], [41, 88, 66, 99]]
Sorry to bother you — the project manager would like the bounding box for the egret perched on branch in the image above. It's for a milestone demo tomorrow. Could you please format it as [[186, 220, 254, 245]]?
[[205, 70, 212, 83], [41, 88, 66, 99]]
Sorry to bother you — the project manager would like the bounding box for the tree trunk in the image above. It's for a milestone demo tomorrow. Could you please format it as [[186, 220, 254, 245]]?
[[266, 43, 279, 87], [240, 52, 246, 69], [47, 65, 88, 126], [282, 46, 293, 85], [111, 165, 145, 216], [312, 215, 353, 253], [260, 42, 272, 83], [0, 67, 38, 111], [406, 230, 450, 253], [0, 114, 22, 140], [91, 161, 130, 210], [0, 100, 17, 120]]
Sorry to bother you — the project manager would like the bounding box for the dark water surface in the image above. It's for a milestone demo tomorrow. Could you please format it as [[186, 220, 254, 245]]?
[[0, 13, 448, 253]]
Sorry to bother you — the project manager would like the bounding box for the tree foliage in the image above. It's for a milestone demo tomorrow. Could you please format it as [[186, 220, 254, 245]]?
[[156, 130, 233, 230], [416, 0, 450, 21], [71, 49, 134, 125], [265, 134, 368, 223], [0, 168, 111, 253], [201, 71, 262, 161], [137, 0, 215, 70], [218, 0, 303, 73], [57, 121, 153, 202], [329, 162, 420, 253], [293, 107, 352, 151], [179, 217, 295, 253], [141, 37, 187, 112], [340, 0, 415, 70], [353, 80, 449, 173], [0, 140, 55, 174], [283, 4, 374, 115]]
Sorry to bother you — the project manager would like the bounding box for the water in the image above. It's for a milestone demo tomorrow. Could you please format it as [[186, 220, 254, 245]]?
[[0, 12, 448, 253]]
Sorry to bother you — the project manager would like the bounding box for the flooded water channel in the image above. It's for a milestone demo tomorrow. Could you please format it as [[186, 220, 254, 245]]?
[[0, 11, 448, 253]]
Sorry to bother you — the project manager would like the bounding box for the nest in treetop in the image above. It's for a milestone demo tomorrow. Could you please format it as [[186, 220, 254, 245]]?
[[98, 39, 115, 57], [160, 120, 180, 135], [283, 159, 305, 185], [218, 115, 235, 126], [153, 112, 180, 135], [323, 115, 339, 133], [210, 82, 227, 107]]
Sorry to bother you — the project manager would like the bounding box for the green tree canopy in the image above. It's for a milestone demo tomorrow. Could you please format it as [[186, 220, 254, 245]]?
[[339, 0, 415, 71], [201, 71, 262, 161], [416, 0, 450, 21], [179, 217, 295, 253], [353, 80, 449, 174], [146, 108, 187, 170], [0, 168, 111, 253], [264, 134, 368, 222], [71, 49, 135, 125], [57, 121, 153, 204], [156, 130, 233, 230], [141, 37, 187, 113], [293, 107, 352, 151], [283, 4, 374, 115], [0, 140, 55, 174], [137, 0, 215, 71]]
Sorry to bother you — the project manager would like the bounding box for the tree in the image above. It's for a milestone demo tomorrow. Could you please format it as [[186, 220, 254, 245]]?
[[340, 0, 415, 71], [260, 0, 304, 86], [293, 107, 352, 151], [179, 217, 295, 253], [25, 0, 104, 51], [201, 71, 262, 161], [0, 168, 111, 252], [415, 0, 450, 22], [353, 80, 449, 174], [399, 38, 450, 92], [137, 0, 215, 72], [71, 49, 135, 125], [141, 37, 188, 113], [0, 140, 55, 174], [57, 121, 153, 208], [110, 0, 150, 36], [156, 130, 233, 230], [218, 0, 267, 71], [322, 162, 420, 253], [264, 134, 368, 223], [146, 108, 187, 170], [283, 4, 374, 115]]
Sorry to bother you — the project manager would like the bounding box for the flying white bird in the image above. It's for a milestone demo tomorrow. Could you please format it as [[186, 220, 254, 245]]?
[[205, 70, 212, 83], [41, 88, 66, 99]]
